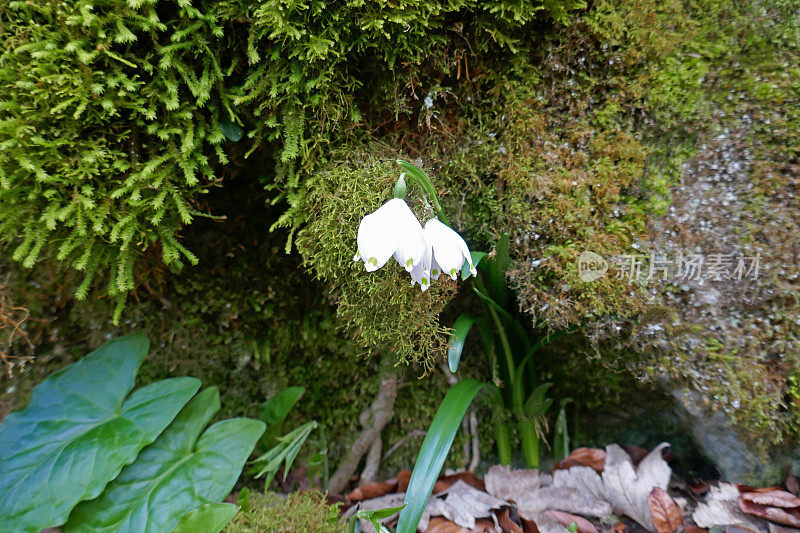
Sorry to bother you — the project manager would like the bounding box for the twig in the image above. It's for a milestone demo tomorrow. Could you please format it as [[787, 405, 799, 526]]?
[[360, 434, 382, 485], [468, 409, 480, 472], [328, 363, 398, 494]]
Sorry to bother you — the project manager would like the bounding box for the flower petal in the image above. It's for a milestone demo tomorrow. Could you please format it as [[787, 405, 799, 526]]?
[[424, 219, 467, 279], [391, 201, 426, 272], [357, 202, 403, 271]]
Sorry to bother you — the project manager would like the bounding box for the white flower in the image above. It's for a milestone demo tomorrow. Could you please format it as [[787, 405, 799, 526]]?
[[422, 219, 476, 280], [353, 198, 426, 273]]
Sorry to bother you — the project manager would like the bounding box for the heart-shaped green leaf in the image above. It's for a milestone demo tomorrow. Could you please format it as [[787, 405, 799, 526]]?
[[0, 333, 201, 533], [65, 387, 265, 533], [171, 503, 239, 533]]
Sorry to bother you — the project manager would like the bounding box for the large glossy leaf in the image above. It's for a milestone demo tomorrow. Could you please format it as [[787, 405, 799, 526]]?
[[0, 333, 200, 533], [65, 387, 266, 533], [171, 503, 239, 533], [396, 379, 486, 533]]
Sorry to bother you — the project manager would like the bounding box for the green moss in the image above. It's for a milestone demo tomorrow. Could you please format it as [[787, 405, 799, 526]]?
[[293, 149, 459, 370], [225, 491, 341, 533]]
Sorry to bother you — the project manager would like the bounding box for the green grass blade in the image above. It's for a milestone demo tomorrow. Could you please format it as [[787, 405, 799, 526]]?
[[395, 379, 486, 533]]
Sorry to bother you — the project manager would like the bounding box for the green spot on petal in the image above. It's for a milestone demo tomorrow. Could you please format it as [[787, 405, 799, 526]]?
[[369, 257, 377, 266]]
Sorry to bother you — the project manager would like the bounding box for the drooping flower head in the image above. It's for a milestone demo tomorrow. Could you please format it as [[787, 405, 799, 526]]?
[[423, 218, 476, 280], [353, 198, 426, 272]]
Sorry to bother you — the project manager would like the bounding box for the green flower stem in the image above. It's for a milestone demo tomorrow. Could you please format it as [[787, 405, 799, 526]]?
[[495, 423, 513, 466], [518, 418, 540, 469], [486, 306, 516, 387], [397, 160, 450, 226]]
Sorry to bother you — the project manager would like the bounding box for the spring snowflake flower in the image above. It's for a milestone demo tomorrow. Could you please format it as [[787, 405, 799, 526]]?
[[423, 219, 476, 280], [353, 198, 426, 272], [409, 219, 476, 291]]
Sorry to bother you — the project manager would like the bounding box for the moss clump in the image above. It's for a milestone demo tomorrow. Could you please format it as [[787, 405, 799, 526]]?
[[0, 1, 235, 318], [225, 491, 341, 533], [293, 149, 458, 370]]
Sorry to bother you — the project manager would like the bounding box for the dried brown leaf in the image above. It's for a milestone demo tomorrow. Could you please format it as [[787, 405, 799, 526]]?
[[346, 478, 397, 501], [427, 516, 496, 533], [648, 487, 683, 533], [554, 448, 607, 473], [741, 489, 800, 509], [495, 507, 524, 533], [692, 483, 762, 531], [435, 471, 486, 494], [420, 480, 508, 531], [738, 497, 800, 528], [397, 469, 412, 492], [544, 510, 599, 533]]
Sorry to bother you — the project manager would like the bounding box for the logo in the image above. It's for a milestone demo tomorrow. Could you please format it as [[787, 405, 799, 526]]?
[[578, 251, 608, 282]]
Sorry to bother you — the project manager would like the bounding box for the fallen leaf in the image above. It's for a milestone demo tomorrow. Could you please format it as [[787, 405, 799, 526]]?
[[648, 487, 683, 533], [486, 445, 672, 532], [767, 524, 800, 533], [554, 448, 606, 473], [487, 465, 612, 519], [726, 527, 758, 533], [427, 516, 497, 533], [612, 522, 627, 533], [435, 471, 487, 494], [420, 480, 509, 531], [692, 483, 763, 531], [739, 497, 800, 528], [495, 507, 524, 533], [485, 466, 544, 501], [544, 510, 599, 533], [346, 478, 398, 501], [398, 470, 412, 492], [521, 517, 540, 533], [740, 489, 800, 509], [599, 443, 672, 530]]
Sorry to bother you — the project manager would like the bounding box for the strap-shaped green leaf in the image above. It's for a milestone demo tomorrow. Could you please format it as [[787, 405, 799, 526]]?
[[396, 379, 486, 533], [0, 333, 201, 533], [171, 503, 239, 533], [65, 387, 266, 533], [461, 251, 487, 280], [447, 314, 476, 373]]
